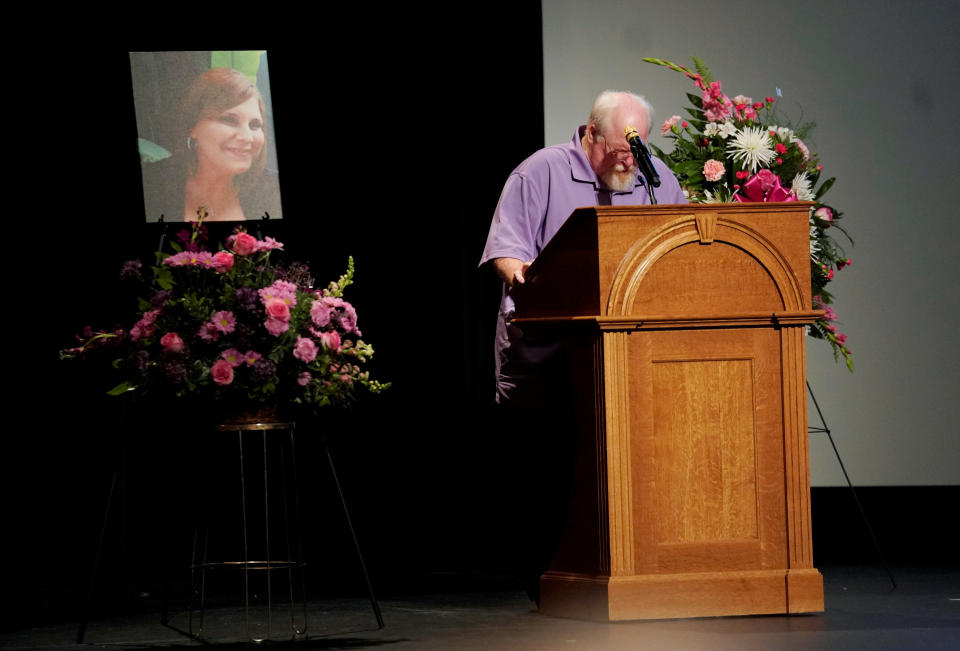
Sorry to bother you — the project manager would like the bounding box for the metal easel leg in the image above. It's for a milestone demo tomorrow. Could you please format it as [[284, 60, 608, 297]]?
[[807, 381, 896, 589], [321, 431, 384, 629]]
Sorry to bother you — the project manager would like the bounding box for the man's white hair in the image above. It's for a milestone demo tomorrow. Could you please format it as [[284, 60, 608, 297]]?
[[588, 90, 654, 139]]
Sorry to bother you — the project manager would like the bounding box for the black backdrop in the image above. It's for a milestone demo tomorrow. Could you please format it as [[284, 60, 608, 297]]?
[[9, 6, 545, 628]]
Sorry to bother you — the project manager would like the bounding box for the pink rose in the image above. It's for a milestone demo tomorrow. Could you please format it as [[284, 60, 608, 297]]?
[[231, 232, 258, 256], [265, 297, 291, 322], [160, 332, 184, 353], [297, 372, 312, 386], [212, 251, 235, 272], [293, 336, 318, 363], [319, 330, 341, 352], [814, 206, 834, 222], [211, 359, 234, 385], [703, 159, 725, 182]]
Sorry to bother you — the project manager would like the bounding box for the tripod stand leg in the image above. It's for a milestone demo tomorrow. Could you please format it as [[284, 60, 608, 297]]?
[[322, 432, 384, 629], [807, 381, 896, 589]]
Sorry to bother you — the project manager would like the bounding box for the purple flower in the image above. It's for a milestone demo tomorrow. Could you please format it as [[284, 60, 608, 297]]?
[[253, 357, 276, 378], [120, 260, 142, 279], [163, 358, 187, 383], [234, 287, 260, 312]]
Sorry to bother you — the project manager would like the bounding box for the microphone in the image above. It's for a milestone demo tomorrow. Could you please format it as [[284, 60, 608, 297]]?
[[624, 125, 661, 189]]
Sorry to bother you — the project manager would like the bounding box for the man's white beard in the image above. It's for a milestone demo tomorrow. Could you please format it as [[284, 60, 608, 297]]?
[[601, 162, 638, 192]]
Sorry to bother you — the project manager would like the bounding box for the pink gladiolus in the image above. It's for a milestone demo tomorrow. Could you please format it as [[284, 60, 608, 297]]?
[[211, 359, 234, 385], [160, 332, 184, 353], [835, 333, 847, 345]]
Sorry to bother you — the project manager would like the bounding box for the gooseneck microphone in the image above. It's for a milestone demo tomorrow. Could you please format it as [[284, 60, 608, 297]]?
[[624, 126, 661, 202]]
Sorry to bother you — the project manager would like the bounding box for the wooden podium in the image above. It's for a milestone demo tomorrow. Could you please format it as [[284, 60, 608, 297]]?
[[511, 202, 824, 621]]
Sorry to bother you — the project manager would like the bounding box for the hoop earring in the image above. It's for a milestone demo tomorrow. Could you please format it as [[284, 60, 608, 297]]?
[[187, 137, 197, 152]]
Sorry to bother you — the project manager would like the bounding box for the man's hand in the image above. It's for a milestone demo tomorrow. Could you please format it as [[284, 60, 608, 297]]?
[[492, 257, 534, 288]]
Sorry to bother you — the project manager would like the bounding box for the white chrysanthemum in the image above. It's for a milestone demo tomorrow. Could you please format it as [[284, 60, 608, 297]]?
[[718, 121, 737, 139], [727, 126, 775, 172], [792, 171, 815, 201]]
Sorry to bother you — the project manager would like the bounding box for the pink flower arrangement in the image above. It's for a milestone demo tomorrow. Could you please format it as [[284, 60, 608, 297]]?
[[703, 159, 725, 182], [63, 224, 387, 407]]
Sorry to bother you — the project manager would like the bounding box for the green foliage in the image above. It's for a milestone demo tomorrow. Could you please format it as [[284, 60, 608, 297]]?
[[691, 56, 713, 85]]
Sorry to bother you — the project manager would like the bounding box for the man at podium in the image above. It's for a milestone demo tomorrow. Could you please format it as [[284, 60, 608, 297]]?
[[480, 90, 686, 404], [478, 91, 685, 602]]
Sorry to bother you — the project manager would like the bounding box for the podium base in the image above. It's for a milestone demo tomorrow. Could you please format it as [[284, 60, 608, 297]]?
[[539, 568, 823, 621]]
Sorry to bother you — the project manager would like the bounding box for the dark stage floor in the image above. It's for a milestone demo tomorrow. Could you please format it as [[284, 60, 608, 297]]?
[[2, 565, 957, 650]]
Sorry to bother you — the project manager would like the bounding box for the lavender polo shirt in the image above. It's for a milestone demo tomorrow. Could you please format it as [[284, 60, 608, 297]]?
[[480, 126, 686, 402]]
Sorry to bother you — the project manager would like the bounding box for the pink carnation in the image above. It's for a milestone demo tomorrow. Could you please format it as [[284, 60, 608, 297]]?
[[211, 359, 234, 385], [703, 159, 725, 182], [293, 336, 318, 363], [160, 332, 184, 353], [660, 115, 682, 135], [310, 299, 332, 327], [264, 317, 290, 336]]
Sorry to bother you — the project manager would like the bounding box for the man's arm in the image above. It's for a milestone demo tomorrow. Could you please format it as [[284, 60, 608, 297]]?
[[492, 257, 533, 288]]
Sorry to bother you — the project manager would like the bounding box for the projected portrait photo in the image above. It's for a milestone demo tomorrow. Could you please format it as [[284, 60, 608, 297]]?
[[130, 51, 282, 223]]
